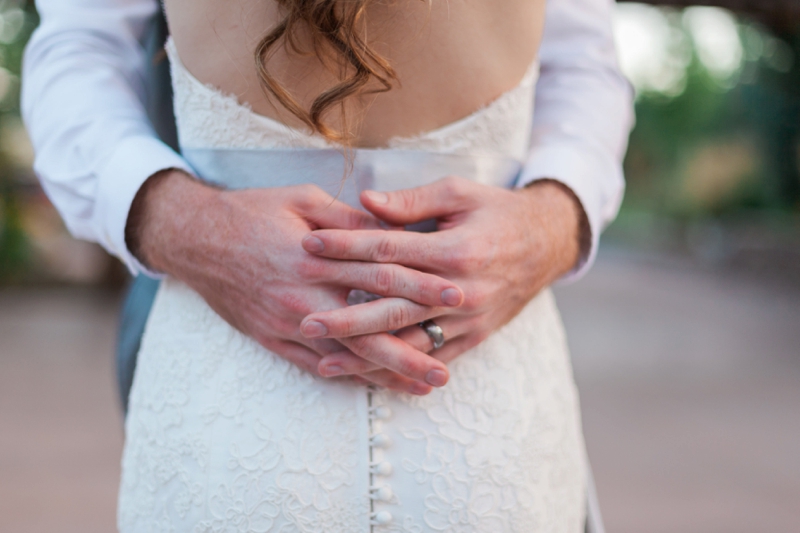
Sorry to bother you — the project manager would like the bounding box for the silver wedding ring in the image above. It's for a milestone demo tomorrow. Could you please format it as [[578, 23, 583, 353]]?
[[419, 319, 445, 350]]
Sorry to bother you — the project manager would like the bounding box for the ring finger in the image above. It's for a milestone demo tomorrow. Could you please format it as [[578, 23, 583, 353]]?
[[301, 297, 440, 339], [393, 315, 477, 354], [355, 332, 485, 388], [315, 314, 473, 378], [337, 333, 450, 387]]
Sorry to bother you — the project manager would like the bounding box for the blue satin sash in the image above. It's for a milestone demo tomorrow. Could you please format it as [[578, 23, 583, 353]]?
[[182, 148, 523, 209]]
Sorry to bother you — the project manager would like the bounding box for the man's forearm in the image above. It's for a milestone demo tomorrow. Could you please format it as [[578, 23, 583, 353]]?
[[125, 169, 220, 274], [521, 179, 590, 278]]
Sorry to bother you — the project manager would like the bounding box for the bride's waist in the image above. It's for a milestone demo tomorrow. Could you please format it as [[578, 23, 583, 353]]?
[[180, 147, 523, 210]]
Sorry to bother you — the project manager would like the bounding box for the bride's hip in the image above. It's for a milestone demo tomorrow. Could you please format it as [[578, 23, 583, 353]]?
[[131, 276, 576, 395]]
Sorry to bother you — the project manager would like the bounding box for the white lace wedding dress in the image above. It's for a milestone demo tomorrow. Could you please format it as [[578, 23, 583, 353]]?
[[117, 39, 588, 532]]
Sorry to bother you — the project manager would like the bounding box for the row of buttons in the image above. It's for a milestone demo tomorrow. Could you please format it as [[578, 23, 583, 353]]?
[[369, 403, 394, 527]]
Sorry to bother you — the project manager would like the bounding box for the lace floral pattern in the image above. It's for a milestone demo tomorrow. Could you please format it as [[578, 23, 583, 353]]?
[[167, 40, 331, 151], [385, 63, 537, 160], [119, 281, 586, 532], [120, 281, 371, 532], [167, 38, 536, 160], [118, 41, 585, 532], [371, 291, 587, 533]]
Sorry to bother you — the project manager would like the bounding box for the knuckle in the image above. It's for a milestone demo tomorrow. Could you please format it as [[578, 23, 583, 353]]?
[[386, 303, 412, 329], [442, 176, 477, 207], [441, 176, 464, 197], [337, 315, 358, 337], [346, 334, 372, 354], [293, 184, 314, 202], [397, 190, 417, 212], [305, 183, 325, 198], [446, 252, 466, 273], [372, 266, 397, 294], [447, 249, 472, 273], [462, 287, 487, 312], [296, 184, 326, 208], [296, 258, 327, 280], [413, 276, 436, 299], [275, 291, 312, 316], [396, 356, 424, 378], [255, 334, 280, 353], [423, 240, 441, 266], [349, 210, 374, 230], [450, 241, 481, 272], [344, 210, 360, 229], [441, 175, 460, 188], [374, 237, 397, 263], [272, 317, 297, 338]]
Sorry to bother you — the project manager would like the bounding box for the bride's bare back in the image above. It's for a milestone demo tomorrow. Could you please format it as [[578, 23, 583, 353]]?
[[163, 0, 546, 147]]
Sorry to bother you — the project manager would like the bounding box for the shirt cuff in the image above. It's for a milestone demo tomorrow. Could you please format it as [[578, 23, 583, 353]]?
[[515, 143, 624, 283], [94, 135, 195, 278]]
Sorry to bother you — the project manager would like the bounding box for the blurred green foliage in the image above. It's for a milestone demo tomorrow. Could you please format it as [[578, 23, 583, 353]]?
[[0, 0, 37, 281], [623, 14, 800, 219]]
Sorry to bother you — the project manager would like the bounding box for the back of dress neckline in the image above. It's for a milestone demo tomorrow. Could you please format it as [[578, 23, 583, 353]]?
[[165, 37, 539, 154]]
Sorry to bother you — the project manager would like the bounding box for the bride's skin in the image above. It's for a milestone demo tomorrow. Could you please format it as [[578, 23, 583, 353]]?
[[131, 0, 582, 394]]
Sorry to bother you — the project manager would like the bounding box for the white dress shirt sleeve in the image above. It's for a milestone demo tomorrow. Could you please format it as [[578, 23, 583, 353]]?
[[517, 0, 635, 282], [21, 0, 193, 277]]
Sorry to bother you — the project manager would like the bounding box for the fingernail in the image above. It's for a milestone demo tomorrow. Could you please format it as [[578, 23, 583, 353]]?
[[302, 320, 328, 338], [364, 190, 389, 204], [410, 382, 433, 395], [302, 235, 325, 253], [441, 288, 463, 307], [425, 369, 448, 387], [323, 365, 344, 377]]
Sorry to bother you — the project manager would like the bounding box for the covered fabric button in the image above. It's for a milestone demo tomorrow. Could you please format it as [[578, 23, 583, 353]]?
[[370, 433, 391, 448], [371, 511, 393, 525], [371, 485, 393, 501], [371, 406, 392, 420], [371, 461, 393, 476]]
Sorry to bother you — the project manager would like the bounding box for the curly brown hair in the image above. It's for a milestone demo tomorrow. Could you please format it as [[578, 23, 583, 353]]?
[[255, 0, 399, 144]]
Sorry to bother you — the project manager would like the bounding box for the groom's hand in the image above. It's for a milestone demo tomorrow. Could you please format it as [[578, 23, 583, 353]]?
[[126, 169, 464, 394], [300, 176, 585, 377]]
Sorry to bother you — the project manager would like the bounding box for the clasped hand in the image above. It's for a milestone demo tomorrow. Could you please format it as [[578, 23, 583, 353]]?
[[135, 172, 580, 396], [300, 176, 582, 388]]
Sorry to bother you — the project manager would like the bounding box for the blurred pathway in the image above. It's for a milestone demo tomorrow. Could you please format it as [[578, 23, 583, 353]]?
[[555, 249, 800, 533], [1, 249, 799, 532], [0, 287, 122, 533]]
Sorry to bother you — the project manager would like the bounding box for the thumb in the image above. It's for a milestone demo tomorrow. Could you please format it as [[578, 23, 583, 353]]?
[[360, 176, 474, 226]]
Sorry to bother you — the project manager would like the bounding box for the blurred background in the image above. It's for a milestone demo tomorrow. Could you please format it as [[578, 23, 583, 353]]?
[[1, 1, 799, 532]]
